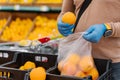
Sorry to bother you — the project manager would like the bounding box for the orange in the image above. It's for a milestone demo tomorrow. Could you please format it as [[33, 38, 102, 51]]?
[[86, 68, 99, 80], [30, 67, 46, 80], [61, 71, 66, 75], [78, 56, 94, 72], [24, 61, 36, 70], [62, 61, 77, 76], [62, 12, 76, 25], [19, 66, 24, 70], [66, 53, 80, 65], [58, 60, 65, 71], [75, 70, 86, 78], [3, 72, 10, 78]]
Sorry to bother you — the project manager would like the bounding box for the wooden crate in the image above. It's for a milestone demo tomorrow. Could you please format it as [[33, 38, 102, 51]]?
[[26, 13, 59, 40], [0, 12, 38, 42], [0, 12, 12, 42]]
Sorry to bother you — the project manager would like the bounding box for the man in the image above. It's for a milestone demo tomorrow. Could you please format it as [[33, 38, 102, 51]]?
[[57, 0, 120, 80]]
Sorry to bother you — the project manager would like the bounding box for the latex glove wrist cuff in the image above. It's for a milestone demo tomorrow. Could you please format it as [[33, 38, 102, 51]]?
[[103, 23, 112, 37]]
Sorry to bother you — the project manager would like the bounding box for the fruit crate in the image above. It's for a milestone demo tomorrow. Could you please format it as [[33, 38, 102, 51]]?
[[0, 50, 112, 80], [0, 50, 57, 80], [0, 12, 11, 41], [0, 50, 16, 65], [0, 12, 60, 42], [0, 12, 37, 42], [46, 59, 112, 80], [26, 12, 60, 40]]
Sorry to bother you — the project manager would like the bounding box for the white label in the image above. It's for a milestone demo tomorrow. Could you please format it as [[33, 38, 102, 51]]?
[[42, 57, 48, 62], [0, 52, 2, 57], [35, 56, 41, 62], [0, 6, 2, 10], [14, 5, 20, 10], [3, 53, 8, 58], [35, 56, 48, 62], [40, 6, 49, 11]]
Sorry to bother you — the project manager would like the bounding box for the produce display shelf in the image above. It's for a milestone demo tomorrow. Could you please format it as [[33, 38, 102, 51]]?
[[0, 5, 61, 12]]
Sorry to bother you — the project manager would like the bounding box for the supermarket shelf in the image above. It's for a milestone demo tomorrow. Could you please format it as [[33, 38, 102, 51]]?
[[0, 4, 61, 12]]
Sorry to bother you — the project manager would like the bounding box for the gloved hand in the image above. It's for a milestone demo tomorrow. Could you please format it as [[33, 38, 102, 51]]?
[[83, 24, 107, 43], [58, 20, 75, 36]]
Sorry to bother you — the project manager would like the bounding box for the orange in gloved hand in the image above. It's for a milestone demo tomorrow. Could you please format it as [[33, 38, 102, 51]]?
[[30, 67, 46, 80], [62, 12, 76, 25]]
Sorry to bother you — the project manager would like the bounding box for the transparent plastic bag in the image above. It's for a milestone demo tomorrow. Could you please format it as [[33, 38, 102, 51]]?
[[57, 32, 99, 80]]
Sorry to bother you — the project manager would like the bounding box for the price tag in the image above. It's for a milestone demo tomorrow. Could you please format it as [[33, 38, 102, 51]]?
[[0, 6, 2, 10], [3, 53, 8, 58], [35, 56, 41, 62], [40, 6, 49, 12], [0, 52, 2, 57], [14, 5, 20, 11]]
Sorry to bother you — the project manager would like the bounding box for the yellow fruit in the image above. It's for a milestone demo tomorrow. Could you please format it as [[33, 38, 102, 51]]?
[[58, 60, 64, 71], [28, 15, 61, 40], [0, 72, 10, 78], [78, 56, 94, 72], [36, 0, 62, 3], [3, 72, 10, 78], [58, 54, 81, 76], [1, 18, 33, 41], [0, 0, 6, 3], [30, 67, 46, 80], [62, 62, 77, 76], [18, 40, 31, 46], [62, 12, 76, 25], [19, 66, 25, 70], [66, 53, 80, 65], [86, 68, 99, 80], [75, 70, 86, 78], [0, 19, 7, 31], [24, 61, 36, 70]]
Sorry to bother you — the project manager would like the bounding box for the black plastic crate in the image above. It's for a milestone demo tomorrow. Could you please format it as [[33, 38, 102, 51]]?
[[95, 59, 112, 80], [0, 50, 17, 65], [0, 50, 112, 80], [0, 50, 57, 80], [46, 59, 112, 80]]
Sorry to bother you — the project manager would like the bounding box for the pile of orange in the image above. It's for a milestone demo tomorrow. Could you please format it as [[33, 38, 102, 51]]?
[[1, 18, 33, 41], [28, 16, 61, 40], [19, 61, 36, 70], [58, 54, 99, 80], [0, 19, 7, 31], [19, 61, 46, 80]]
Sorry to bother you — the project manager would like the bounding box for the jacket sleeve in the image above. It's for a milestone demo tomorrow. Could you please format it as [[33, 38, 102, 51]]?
[[108, 22, 120, 37], [57, 0, 75, 20]]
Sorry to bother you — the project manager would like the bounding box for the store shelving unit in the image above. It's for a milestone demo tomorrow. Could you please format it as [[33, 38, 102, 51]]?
[[0, 3, 61, 12], [0, 1, 62, 42]]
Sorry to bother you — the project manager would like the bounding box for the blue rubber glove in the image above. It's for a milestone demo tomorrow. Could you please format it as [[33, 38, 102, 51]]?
[[58, 20, 75, 36], [83, 24, 107, 43]]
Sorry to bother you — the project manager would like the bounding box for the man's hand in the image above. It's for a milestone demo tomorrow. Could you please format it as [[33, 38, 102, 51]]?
[[58, 20, 75, 36], [83, 24, 107, 43]]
